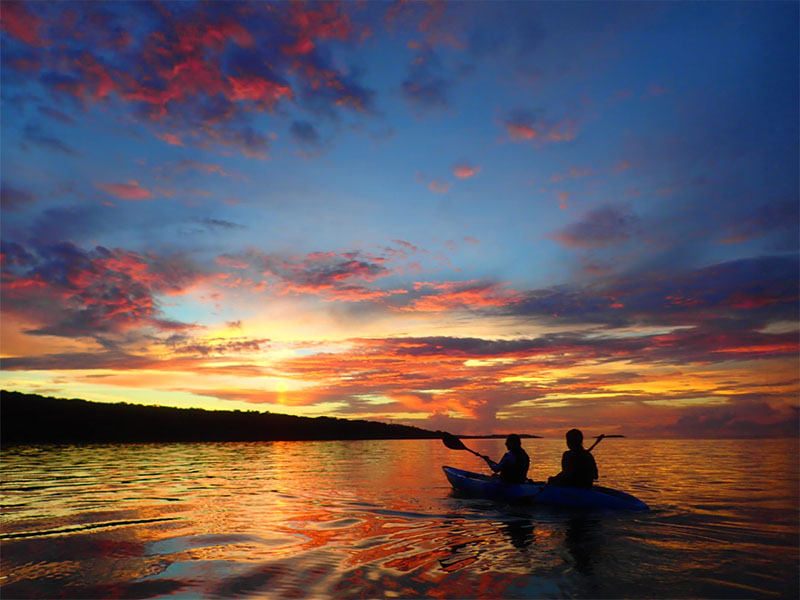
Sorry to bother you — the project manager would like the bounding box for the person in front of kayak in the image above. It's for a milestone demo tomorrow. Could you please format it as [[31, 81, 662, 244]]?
[[548, 428, 599, 488], [481, 433, 530, 484]]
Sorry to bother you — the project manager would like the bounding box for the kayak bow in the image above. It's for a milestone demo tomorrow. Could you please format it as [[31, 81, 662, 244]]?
[[443, 466, 649, 511]]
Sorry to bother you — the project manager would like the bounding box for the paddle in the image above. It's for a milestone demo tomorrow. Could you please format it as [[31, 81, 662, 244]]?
[[587, 434, 624, 452], [441, 431, 487, 460]]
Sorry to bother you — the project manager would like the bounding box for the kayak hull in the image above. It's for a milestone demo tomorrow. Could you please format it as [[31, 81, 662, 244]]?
[[443, 466, 648, 511]]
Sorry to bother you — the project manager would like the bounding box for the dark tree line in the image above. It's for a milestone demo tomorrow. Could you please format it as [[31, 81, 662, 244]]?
[[1, 391, 441, 444]]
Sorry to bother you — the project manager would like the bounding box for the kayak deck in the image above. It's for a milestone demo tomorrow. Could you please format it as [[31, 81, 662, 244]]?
[[443, 466, 648, 511]]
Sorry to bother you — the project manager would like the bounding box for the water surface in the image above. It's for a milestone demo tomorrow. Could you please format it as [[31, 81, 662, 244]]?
[[1, 438, 797, 598]]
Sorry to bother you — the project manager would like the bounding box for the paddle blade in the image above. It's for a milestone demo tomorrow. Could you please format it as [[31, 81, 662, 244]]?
[[441, 431, 468, 451]]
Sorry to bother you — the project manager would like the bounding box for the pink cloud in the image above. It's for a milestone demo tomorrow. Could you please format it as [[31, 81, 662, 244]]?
[[157, 133, 184, 146], [503, 111, 580, 144], [428, 179, 450, 194], [506, 123, 538, 141], [453, 163, 481, 179], [226, 75, 293, 107], [96, 180, 155, 200], [547, 119, 577, 142], [1, 2, 44, 46], [282, 2, 353, 56]]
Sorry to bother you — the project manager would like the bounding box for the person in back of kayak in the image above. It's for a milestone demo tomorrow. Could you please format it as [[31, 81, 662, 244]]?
[[481, 434, 530, 484], [548, 428, 598, 488]]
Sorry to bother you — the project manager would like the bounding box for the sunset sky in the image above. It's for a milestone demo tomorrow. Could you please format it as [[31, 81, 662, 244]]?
[[1, 1, 798, 438]]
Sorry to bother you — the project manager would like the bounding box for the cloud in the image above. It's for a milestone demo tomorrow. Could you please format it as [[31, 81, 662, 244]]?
[[1, 240, 204, 339], [400, 280, 521, 312], [195, 218, 245, 231], [174, 160, 233, 178], [282, 1, 354, 56], [428, 179, 450, 194], [507, 254, 800, 331], [216, 255, 250, 269], [501, 109, 578, 144], [1, 183, 36, 211], [157, 133, 184, 146], [0, 1, 45, 46], [4, 2, 374, 157], [37, 105, 75, 123], [165, 335, 269, 357], [717, 200, 799, 247], [290, 120, 321, 148], [21, 123, 77, 155], [401, 48, 453, 111], [453, 163, 481, 178], [232, 248, 399, 302], [642, 401, 798, 439], [550, 205, 639, 248], [96, 180, 155, 200]]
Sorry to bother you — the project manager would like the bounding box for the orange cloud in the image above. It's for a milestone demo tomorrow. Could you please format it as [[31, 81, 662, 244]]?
[[403, 280, 521, 312]]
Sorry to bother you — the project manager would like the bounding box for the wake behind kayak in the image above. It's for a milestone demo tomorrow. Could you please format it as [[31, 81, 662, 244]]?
[[443, 466, 649, 511]]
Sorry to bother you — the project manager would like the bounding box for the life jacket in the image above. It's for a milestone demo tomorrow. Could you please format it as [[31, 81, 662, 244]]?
[[500, 448, 530, 483], [562, 449, 598, 488]]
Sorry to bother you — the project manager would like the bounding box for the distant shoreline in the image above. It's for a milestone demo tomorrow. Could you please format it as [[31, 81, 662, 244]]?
[[0, 391, 541, 445], [0, 390, 438, 444]]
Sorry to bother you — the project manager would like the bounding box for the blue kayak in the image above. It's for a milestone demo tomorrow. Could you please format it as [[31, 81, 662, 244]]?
[[443, 466, 649, 511]]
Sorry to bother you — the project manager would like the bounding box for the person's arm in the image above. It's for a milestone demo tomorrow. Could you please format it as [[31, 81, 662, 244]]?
[[486, 452, 512, 473], [479, 453, 499, 471]]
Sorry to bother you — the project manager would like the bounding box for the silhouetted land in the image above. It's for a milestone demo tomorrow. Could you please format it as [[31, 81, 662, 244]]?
[[1, 391, 444, 444]]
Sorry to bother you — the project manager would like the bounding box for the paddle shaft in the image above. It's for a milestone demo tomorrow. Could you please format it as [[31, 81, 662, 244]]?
[[587, 434, 623, 452], [441, 432, 488, 460]]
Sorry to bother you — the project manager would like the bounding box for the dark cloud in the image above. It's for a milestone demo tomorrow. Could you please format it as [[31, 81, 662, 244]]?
[[550, 205, 640, 248], [401, 49, 452, 111], [0, 183, 36, 211], [240, 248, 394, 301], [0, 350, 153, 372], [165, 336, 269, 357], [507, 254, 800, 329], [21, 123, 77, 155], [290, 120, 321, 147], [198, 125, 272, 160], [643, 401, 799, 439], [356, 325, 798, 367], [195, 218, 246, 231], [718, 200, 799, 249], [31, 205, 111, 242], [37, 105, 75, 123]]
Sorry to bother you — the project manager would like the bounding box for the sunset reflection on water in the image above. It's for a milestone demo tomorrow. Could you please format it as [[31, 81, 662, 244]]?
[[1, 438, 797, 598]]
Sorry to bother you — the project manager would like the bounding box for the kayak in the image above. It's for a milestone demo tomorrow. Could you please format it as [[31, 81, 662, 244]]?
[[443, 466, 649, 511]]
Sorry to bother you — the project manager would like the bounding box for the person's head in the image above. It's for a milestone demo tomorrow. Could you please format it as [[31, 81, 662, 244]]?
[[505, 433, 522, 450], [566, 428, 584, 450]]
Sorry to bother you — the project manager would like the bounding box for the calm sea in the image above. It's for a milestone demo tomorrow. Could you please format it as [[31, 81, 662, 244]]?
[[1, 438, 797, 599]]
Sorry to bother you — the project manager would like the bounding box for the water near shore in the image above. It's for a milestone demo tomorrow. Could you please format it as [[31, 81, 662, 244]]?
[[1, 438, 797, 599]]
